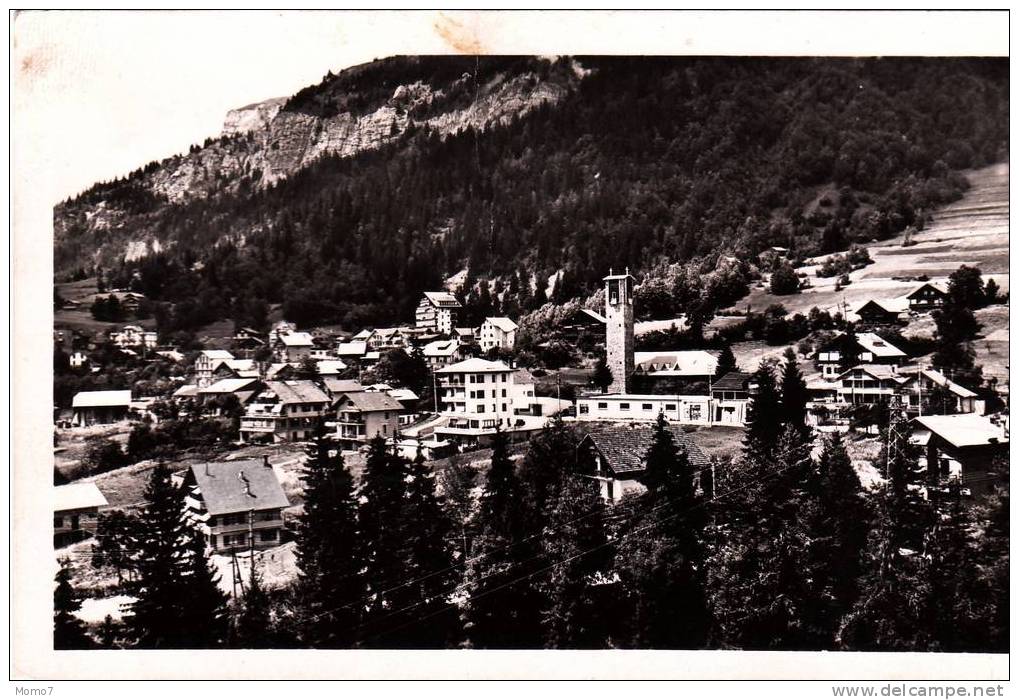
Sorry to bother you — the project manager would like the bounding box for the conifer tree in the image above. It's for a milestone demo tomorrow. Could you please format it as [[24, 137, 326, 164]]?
[[779, 347, 809, 436], [743, 362, 783, 461], [54, 559, 91, 649], [465, 427, 544, 648], [516, 416, 577, 523], [295, 431, 362, 648], [124, 463, 192, 648], [181, 529, 229, 647], [97, 614, 120, 649], [616, 414, 708, 648], [358, 436, 413, 647], [714, 344, 739, 379], [235, 558, 272, 648]]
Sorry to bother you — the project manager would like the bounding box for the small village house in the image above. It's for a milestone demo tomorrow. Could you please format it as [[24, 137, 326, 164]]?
[[197, 378, 264, 414], [710, 371, 755, 425], [422, 338, 464, 371], [453, 327, 478, 344], [54, 482, 108, 547], [239, 380, 331, 443], [109, 324, 158, 350], [274, 331, 315, 363], [182, 458, 290, 553], [899, 368, 981, 415], [906, 282, 949, 312], [335, 391, 404, 450], [194, 349, 236, 388], [578, 424, 710, 503], [71, 389, 132, 426], [854, 299, 904, 326], [415, 291, 463, 335], [478, 317, 518, 352], [813, 331, 908, 378], [911, 413, 1009, 497]]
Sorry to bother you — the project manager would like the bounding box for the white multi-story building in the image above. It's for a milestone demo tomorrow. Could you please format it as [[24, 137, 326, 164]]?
[[478, 317, 518, 352], [434, 358, 517, 438], [415, 292, 463, 335]]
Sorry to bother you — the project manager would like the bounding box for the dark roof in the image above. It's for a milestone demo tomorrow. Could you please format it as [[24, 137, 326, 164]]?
[[189, 460, 290, 515], [581, 425, 710, 475], [339, 391, 403, 412], [907, 282, 948, 298], [857, 299, 898, 314], [322, 378, 364, 395], [712, 371, 752, 392], [261, 380, 330, 404]]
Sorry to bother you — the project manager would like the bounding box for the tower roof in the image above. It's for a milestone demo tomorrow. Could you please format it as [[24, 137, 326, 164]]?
[[603, 267, 635, 281]]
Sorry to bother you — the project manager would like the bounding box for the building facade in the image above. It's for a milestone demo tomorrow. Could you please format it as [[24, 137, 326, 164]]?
[[604, 271, 635, 394], [478, 317, 518, 352], [415, 292, 463, 335]]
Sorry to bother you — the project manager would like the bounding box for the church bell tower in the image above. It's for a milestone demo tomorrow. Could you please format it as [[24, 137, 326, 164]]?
[[604, 269, 635, 394]]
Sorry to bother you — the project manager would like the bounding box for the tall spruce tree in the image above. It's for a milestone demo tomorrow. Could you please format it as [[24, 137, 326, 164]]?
[[517, 415, 577, 522], [235, 557, 272, 648], [616, 414, 709, 648], [743, 361, 783, 461], [779, 347, 809, 436], [180, 528, 229, 647], [358, 436, 413, 647], [714, 344, 739, 379], [54, 559, 91, 649], [124, 463, 193, 648], [295, 432, 363, 648], [465, 427, 544, 648]]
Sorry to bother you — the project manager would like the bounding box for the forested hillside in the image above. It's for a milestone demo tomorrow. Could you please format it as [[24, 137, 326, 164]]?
[[54, 56, 1008, 335]]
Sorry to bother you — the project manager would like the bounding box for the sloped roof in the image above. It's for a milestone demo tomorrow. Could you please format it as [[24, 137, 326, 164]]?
[[279, 332, 314, 347], [189, 460, 290, 516], [386, 388, 419, 402], [322, 378, 364, 395], [855, 332, 907, 358], [316, 360, 348, 375], [200, 350, 235, 360], [174, 384, 199, 398], [340, 391, 403, 412], [436, 358, 512, 374], [199, 378, 261, 394], [838, 364, 904, 382], [261, 380, 330, 404], [72, 390, 132, 408], [563, 308, 606, 325], [917, 369, 978, 398], [54, 482, 108, 512], [423, 291, 462, 307], [634, 350, 718, 377], [512, 369, 536, 385], [582, 425, 710, 475], [351, 329, 374, 341], [712, 371, 752, 392], [906, 282, 948, 298], [484, 317, 518, 332], [336, 341, 368, 356], [913, 414, 1009, 448], [423, 339, 461, 357]]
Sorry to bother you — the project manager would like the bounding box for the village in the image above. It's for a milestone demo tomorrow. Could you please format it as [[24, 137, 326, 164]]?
[[53, 187, 1010, 633]]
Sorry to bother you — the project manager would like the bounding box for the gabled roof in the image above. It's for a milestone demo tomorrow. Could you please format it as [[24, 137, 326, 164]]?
[[72, 390, 132, 408], [336, 341, 368, 356], [855, 299, 899, 314], [917, 369, 978, 398], [200, 350, 235, 361], [351, 329, 374, 341], [374, 327, 401, 339], [913, 414, 1009, 449], [454, 327, 477, 336], [221, 358, 259, 377], [199, 378, 262, 394], [634, 350, 718, 377], [563, 308, 606, 325], [423, 339, 461, 357], [315, 360, 348, 375], [279, 332, 314, 347], [837, 364, 905, 382], [855, 332, 907, 358], [322, 378, 365, 395], [907, 282, 948, 298], [581, 425, 709, 475], [339, 391, 403, 412], [436, 358, 512, 374], [189, 460, 290, 516], [173, 384, 199, 398], [54, 482, 108, 512], [260, 380, 330, 405], [483, 317, 518, 332], [422, 291, 462, 308], [712, 371, 753, 392], [512, 368, 536, 386], [385, 388, 419, 402]]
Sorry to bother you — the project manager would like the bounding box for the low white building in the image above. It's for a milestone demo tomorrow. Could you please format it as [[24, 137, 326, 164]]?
[[71, 390, 132, 427], [478, 317, 518, 352], [575, 393, 713, 426], [110, 325, 158, 350]]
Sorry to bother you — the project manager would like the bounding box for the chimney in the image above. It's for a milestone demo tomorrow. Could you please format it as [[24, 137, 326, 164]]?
[[238, 470, 252, 497], [263, 454, 271, 469]]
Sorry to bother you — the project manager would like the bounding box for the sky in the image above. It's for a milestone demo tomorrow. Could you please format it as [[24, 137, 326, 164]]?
[[12, 10, 1008, 205]]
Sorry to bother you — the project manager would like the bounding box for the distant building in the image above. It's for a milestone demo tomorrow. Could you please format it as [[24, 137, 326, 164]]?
[[632, 350, 719, 385], [834, 364, 907, 406], [911, 414, 1009, 497], [71, 390, 132, 427], [575, 393, 713, 425], [604, 271, 635, 394], [69, 351, 89, 369], [855, 300, 902, 326], [54, 482, 108, 547], [556, 307, 606, 345], [197, 378, 264, 412], [110, 325, 158, 350], [434, 358, 517, 439], [195, 349, 235, 388], [335, 391, 403, 450], [335, 341, 369, 363], [453, 327, 478, 344], [813, 332, 907, 378], [422, 339, 464, 371], [182, 458, 290, 553], [710, 371, 755, 425], [899, 368, 980, 415], [274, 332, 315, 363], [578, 424, 710, 503], [478, 317, 518, 352], [906, 282, 949, 312], [239, 380, 331, 443], [415, 292, 463, 335]]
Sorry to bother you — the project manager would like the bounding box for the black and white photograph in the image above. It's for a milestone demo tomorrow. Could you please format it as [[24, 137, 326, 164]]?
[[11, 9, 1011, 685]]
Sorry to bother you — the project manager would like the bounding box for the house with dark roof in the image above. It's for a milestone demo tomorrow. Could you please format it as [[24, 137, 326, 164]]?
[[910, 414, 1009, 497], [238, 380, 331, 443], [814, 332, 908, 378], [906, 282, 948, 312], [578, 425, 711, 503], [183, 458, 290, 553], [710, 371, 755, 425], [335, 391, 404, 450], [556, 307, 606, 345], [835, 364, 908, 405], [855, 299, 903, 326]]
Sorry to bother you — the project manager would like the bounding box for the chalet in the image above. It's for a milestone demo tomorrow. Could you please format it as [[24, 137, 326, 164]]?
[[274, 332, 315, 363], [557, 308, 606, 345], [509, 369, 540, 415], [183, 458, 290, 553], [71, 390, 132, 426], [239, 380, 331, 443], [906, 282, 949, 312], [422, 339, 464, 371], [109, 325, 158, 350], [54, 482, 108, 546], [911, 414, 1009, 497], [814, 332, 907, 378], [835, 365, 907, 405], [269, 321, 297, 345], [195, 349, 235, 388], [211, 358, 259, 381], [575, 393, 713, 426], [478, 317, 518, 352], [454, 327, 478, 344], [855, 299, 902, 326], [368, 328, 405, 350], [415, 292, 463, 335], [197, 378, 264, 411], [899, 368, 980, 416], [335, 391, 404, 450], [578, 425, 710, 503], [710, 371, 754, 425], [321, 378, 365, 401], [336, 340, 368, 362]]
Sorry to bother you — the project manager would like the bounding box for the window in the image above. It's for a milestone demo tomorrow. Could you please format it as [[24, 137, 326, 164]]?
[[260, 530, 277, 542], [501, 389, 507, 398], [54, 516, 64, 528], [665, 404, 676, 411], [502, 404, 507, 412], [642, 403, 653, 411], [597, 402, 607, 410], [688, 405, 702, 421], [620, 403, 630, 411], [579, 405, 590, 415], [477, 405, 485, 413]]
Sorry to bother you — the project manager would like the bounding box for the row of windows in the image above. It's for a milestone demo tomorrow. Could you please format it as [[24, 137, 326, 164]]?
[[473, 404, 509, 414], [214, 530, 278, 547], [468, 389, 508, 399], [583, 402, 704, 420]]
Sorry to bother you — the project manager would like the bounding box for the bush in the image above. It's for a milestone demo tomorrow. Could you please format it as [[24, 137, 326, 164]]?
[[769, 263, 800, 296]]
